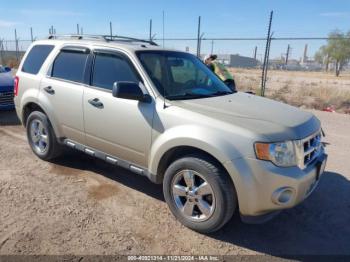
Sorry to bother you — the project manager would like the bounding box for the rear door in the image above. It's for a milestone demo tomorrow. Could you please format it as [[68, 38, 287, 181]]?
[[38, 46, 90, 143]]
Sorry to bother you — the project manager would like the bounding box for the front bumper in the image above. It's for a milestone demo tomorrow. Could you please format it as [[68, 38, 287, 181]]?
[[0, 90, 15, 110], [224, 152, 327, 221]]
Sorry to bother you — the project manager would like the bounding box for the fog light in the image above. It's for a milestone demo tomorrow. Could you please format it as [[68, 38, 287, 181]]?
[[272, 187, 295, 205]]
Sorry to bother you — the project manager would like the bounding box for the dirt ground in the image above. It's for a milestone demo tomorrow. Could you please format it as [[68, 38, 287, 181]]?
[[0, 109, 349, 258], [232, 69, 350, 114]]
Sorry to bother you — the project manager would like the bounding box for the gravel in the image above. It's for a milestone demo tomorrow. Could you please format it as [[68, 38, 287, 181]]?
[[0, 109, 349, 257]]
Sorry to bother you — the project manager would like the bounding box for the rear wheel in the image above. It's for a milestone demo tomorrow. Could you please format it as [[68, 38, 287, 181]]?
[[26, 111, 62, 160], [163, 155, 237, 233]]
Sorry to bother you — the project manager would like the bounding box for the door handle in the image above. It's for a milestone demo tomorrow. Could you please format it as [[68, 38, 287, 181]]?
[[43, 86, 55, 95], [88, 98, 104, 109]]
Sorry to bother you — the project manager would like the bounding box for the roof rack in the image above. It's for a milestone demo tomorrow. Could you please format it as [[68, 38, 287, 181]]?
[[47, 34, 158, 46], [103, 35, 158, 46], [48, 34, 105, 41]]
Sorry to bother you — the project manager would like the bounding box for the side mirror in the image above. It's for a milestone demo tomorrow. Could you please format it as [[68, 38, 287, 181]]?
[[4, 67, 11, 72], [112, 81, 151, 103]]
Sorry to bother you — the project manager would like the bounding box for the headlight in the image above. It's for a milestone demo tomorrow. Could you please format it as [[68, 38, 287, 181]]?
[[255, 141, 297, 167]]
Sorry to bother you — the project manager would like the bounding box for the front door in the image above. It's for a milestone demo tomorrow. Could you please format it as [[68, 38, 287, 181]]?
[[83, 50, 154, 167]]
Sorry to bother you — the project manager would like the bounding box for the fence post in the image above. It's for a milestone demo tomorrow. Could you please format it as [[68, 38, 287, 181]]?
[[30, 27, 34, 42], [162, 11, 165, 48], [263, 32, 273, 95], [253, 46, 257, 60], [261, 11, 273, 97], [196, 16, 201, 57], [14, 29, 19, 61], [110, 21, 113, 38], [77, 24, 79, 34], [285, 44, 290, 65], [149, 19, 152, 41], [0, 39, 3, 65]]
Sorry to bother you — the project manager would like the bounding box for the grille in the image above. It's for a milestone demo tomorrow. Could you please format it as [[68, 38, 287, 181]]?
[[302, 131, 322, 168], [0, 91, 14, 106]]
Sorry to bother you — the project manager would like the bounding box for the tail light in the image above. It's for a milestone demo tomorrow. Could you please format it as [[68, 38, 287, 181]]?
[[14, 76, 19, 96]]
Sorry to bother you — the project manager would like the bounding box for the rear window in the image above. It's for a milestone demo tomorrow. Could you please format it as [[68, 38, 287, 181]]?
[[51, 51, 89, 83], [21, 45, 54, 74]]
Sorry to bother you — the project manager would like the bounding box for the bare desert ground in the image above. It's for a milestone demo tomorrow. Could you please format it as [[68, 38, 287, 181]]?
[[233, 68, 350, 114], [0, 109, 349, 258]]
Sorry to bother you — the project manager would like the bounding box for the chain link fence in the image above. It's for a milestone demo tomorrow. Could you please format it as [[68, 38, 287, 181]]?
[[0, 15, 349, 113]]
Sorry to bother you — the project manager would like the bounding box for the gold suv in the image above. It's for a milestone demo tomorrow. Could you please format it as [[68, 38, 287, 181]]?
[[14, 35, 327, 233]]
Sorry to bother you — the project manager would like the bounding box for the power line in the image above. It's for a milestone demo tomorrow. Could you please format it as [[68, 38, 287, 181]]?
[[154, 37, 350, 41]]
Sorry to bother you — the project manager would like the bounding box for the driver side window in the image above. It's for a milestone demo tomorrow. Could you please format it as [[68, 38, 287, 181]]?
[[92, 52, 140, 91]]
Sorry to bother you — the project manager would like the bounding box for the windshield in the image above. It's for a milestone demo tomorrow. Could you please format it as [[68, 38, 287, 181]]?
[[136, 51, 233, 100]]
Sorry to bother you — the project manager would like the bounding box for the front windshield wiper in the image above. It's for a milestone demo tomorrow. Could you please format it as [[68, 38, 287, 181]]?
[[167, 92, 213, 100], [167, 90, 234, 100], [210, 90, 234, 96]]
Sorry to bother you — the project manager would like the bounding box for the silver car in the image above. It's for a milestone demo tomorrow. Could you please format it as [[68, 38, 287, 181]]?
[[14, 35, 327, 233]]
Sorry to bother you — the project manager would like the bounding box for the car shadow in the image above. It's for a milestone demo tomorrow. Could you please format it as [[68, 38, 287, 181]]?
[[0, 110, 21, 126], [51, 150, 164, 201], [50, 152, 350, 256]]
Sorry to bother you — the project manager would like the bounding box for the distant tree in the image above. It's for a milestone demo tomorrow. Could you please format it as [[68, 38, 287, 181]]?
[[314, 45, 331, 71], [315, 30, 350, 76]]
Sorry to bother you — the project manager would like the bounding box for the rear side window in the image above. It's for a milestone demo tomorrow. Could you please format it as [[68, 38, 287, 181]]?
[[92, 53, 140, 90], [51, 51, 89, 83], [21, 45, 54, 74]]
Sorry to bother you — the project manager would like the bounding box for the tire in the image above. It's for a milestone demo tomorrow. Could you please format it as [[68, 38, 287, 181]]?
[[163, 154, 237, 233], [26, 111, 62, 161]]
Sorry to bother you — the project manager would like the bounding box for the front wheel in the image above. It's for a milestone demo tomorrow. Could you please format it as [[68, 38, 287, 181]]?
[[163, 155, 237, 233]]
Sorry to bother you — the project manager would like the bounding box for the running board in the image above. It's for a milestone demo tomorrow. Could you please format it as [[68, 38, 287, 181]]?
[[62, 139, 157, 183]]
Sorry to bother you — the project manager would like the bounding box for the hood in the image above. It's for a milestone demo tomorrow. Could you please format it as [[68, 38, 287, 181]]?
[[170, 92, 320, 141], [0, 72, 14, 90]]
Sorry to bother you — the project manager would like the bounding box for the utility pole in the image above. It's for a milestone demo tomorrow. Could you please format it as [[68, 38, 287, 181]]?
[[261, 11, 273, 97], [30, 27, 34, 42], [109, 21, 113, 38], [285, 44, 290, 65], [196, 16, 201, 57]]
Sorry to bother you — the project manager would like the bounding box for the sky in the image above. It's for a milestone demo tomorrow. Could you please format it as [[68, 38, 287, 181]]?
[[0, 0, 349, 60]]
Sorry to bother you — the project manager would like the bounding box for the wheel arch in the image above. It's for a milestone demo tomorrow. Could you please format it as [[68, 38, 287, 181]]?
[[156, 146, 228, 180], [22, 101, 62, 138], [152, 143, 239, 194]]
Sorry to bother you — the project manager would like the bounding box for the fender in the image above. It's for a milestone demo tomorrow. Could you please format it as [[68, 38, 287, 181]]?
[[148, 124, 244, 177], [21, 95, 64, 139]]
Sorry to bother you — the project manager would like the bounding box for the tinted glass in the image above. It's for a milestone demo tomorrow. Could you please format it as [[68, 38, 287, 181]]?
[[52, 51, 88, 83], [137, 51, 232, 100], [92, 53, 139, 90], [21, 45, 54, 74]]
